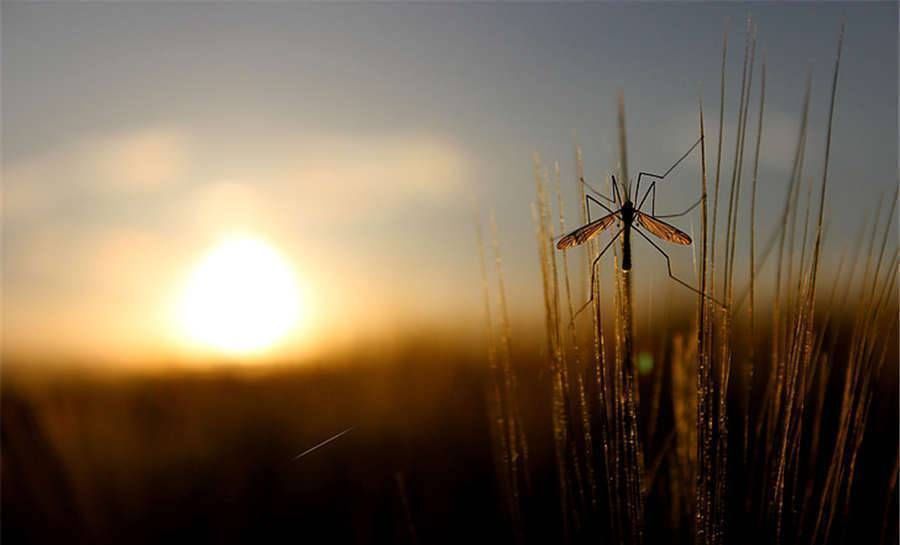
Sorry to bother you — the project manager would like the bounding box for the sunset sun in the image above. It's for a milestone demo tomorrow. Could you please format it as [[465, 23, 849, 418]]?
[[175, 235, 306, 356]]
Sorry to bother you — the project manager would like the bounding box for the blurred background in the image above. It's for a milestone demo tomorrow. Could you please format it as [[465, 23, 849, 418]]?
[[2, 3, 896, 544]]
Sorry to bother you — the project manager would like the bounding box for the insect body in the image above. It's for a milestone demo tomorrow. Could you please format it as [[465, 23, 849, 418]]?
[[557, 199, 691, 256], [556, 136, 724, 315]]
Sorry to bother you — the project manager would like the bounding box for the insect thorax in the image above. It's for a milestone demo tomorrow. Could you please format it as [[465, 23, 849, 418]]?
[[621, 201, 635, 224]]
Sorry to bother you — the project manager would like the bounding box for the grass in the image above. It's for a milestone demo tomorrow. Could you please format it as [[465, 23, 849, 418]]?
[[479, 17, 898, 545]]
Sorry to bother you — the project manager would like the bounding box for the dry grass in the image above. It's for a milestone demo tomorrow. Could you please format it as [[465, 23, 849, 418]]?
[[479, 17, 898, 545]]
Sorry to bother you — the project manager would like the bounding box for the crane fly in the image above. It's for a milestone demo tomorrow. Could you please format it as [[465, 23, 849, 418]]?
[[556, 204, 692, 251], [556, 136, 726, 317]]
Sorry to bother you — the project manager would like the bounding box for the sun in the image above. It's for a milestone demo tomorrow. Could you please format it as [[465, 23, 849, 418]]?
[[175, 235, 306, 357]]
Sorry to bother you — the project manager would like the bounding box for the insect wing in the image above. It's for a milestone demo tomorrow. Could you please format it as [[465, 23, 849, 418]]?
[[637, 212, 692, 245], [556, 212, 619, 249]]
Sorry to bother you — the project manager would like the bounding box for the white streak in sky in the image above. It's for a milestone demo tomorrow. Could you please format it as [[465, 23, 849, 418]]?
[[293, 427, 354, 460]]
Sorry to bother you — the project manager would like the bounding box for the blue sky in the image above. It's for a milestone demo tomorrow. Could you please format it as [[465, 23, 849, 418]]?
[[3, 3, 896, 359]]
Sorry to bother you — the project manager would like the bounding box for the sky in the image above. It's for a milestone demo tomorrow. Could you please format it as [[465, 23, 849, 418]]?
[[2, 2, 897, 363]]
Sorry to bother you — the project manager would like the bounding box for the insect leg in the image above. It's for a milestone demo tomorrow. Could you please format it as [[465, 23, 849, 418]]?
[[580, 177, 617, 205], [636, 136, 703, 210], [611, 175, 623, 206], [571, 227, 623, 321], [587, 193, 616, 216], [634, 227, 727, 310], [637, 180, 661, 213], [655, 196, 703, 219]]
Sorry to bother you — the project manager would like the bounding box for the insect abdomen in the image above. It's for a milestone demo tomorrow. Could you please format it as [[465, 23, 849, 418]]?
[[622, 223, 632, 271]]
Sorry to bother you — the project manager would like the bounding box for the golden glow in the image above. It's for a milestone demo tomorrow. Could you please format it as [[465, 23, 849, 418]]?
[[175, 235, 306, 357]]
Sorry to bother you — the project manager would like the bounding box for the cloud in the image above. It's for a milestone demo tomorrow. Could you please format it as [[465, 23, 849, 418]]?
[[2, 125, 472, 358], [3, 127, 190, 223], [155, 131, 471, 243], [4, 127, 469, 228], [260, 133, 469, 217], [661, 109, 819, 174], [92, 129, 189, 190]]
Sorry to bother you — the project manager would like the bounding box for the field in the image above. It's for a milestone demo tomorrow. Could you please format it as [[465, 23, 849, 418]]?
[[3, 308, 896, 544]]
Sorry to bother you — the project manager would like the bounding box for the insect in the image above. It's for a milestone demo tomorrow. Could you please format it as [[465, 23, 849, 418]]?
[[557, 136, 725, 316]]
